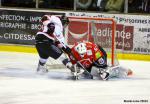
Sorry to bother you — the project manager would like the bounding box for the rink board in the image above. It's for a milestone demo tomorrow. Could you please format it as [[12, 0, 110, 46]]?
[[0, 44, 150, 61]]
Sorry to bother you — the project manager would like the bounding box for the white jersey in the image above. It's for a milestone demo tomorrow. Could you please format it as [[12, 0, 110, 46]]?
[[42, 15, 66, 48]]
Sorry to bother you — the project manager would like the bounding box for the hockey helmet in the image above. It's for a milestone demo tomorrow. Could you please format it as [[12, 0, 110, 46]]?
[[41, 15, 51, 26], [41, 15, 50, 22], [75, 43, 87, 55], [60, 15, 69, 26]]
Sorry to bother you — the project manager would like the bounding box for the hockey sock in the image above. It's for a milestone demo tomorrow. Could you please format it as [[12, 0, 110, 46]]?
[[39, 57, 47, 66]]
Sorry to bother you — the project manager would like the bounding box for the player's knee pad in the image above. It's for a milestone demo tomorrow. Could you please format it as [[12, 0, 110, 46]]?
[[90, 66, 100, 77], [49, 44, 63, 59]]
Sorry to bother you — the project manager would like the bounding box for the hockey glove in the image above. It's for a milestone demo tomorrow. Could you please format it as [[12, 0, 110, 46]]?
[[62, 46, 72, 54]]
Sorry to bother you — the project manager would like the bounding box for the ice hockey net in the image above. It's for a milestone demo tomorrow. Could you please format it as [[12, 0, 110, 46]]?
[[46, 17, 119, 69]]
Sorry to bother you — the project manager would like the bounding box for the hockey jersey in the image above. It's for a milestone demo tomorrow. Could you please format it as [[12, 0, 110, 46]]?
[[69, 42, 104, 69], [37, 15, 66, 48]]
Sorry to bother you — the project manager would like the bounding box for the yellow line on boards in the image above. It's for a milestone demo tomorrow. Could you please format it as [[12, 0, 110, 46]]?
[[0, 44, 150, 61], [0, 44, 37, 53], [117, 53, 150, 61]]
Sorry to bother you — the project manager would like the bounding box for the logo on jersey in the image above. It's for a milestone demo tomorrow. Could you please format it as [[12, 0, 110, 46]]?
[[80, 59, 92, 68], [87, 50, 92, 55], [97, 57, 105, 65]]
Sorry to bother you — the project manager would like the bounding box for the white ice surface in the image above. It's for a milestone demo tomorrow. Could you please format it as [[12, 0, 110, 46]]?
[[0, 52, 150, 104]]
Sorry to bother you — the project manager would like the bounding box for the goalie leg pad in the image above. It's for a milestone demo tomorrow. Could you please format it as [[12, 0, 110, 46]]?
[[90, 66, 99, 77], [90, 66, 109, 80], [108, 66, 133, 78]]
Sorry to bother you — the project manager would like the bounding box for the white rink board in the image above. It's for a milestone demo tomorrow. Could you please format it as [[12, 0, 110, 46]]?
[[0, 52, 150, 104]]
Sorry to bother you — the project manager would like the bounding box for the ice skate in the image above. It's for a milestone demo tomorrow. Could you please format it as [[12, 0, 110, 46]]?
[[37, 63, 48, 74]]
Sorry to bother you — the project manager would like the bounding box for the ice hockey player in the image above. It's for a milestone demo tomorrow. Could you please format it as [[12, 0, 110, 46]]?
[[68, 41, 133, 80], [68, 41, 110, 80], [35, 14, 72, 74]]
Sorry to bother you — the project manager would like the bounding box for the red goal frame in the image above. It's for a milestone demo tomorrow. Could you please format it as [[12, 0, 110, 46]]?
[[68, 16, 116, 66]]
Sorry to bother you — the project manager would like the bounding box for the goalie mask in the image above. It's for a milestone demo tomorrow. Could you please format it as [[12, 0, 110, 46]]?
[[75, 43, 87, 56]]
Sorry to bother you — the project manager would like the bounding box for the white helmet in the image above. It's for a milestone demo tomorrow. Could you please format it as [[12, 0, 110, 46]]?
[[75, 43, 87, 55]]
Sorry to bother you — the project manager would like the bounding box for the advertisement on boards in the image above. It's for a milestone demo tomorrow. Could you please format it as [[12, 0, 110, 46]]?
[[66, 12, 150, 54], [0, 9, 64, 45], [0, 9, 149, 54]]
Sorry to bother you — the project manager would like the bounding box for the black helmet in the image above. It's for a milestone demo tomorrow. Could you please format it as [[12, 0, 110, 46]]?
[[60, 15, 69, 26], [41, 15, 50, 23]]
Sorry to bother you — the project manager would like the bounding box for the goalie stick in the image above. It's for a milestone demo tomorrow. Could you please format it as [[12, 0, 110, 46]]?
[[57, 40, 93, 80], [69, 52, 93, 80], [61, 45, 110, 80]]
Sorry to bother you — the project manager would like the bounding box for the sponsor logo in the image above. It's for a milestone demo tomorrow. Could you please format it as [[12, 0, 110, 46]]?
[[68, 21, 134, 51], [67, 21, 89, 45]]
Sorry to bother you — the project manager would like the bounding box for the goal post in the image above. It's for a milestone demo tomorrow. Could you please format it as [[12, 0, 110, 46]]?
[[46, 16, 119, 69], [67, 16, 118, 67]]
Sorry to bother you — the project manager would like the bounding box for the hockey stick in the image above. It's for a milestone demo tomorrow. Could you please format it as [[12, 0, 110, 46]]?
[[56, 40, 93, 79], [69, 52, 93, 79]]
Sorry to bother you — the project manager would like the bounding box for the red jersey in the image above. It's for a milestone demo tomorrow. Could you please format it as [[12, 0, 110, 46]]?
[[69, 42, 104, 69]]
